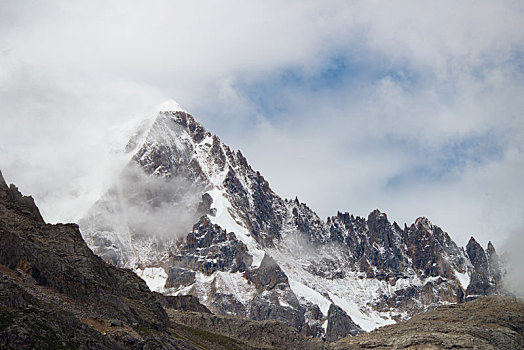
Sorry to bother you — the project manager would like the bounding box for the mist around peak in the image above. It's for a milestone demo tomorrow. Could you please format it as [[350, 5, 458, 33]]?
[[500, 227, 524, 298], [79, 163, 208, 267]]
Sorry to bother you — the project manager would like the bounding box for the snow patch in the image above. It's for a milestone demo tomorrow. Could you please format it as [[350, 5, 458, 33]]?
[[279, 298, 293, 309], [214, 271, 256, 306], [175, 271, 257, 311], [271, 247, 399, 332], [135, 267, 168, 292], [328, 292, 395, 332], [207, 187, 264, 267], [289, 279, 331, 316], [156, 99, 185, 112], [454, 269, 471, 290]]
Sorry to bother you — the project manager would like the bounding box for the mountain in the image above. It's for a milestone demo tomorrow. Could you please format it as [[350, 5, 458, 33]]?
[[79, 101, 503, 340], [1, 170, 522, 349]]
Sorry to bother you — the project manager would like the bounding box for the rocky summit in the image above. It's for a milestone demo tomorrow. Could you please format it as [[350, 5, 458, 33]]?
[[79, 102, 503, 340]]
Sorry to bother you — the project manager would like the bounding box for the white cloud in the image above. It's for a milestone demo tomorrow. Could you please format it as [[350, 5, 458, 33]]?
[[501, 226, 524, 297], [0, 0, 523, 254]]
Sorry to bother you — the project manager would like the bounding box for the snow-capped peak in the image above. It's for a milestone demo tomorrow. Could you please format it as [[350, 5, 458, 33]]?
[[156, 99, 185, 113], [81, 101, 502, 339], [121, 99, 189, 155]]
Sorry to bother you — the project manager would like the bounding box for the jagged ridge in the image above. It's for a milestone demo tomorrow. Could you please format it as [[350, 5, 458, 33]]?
[[80, 102, 503, 340]]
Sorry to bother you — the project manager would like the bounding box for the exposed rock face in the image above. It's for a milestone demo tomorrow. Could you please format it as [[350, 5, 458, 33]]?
[[325, 304, 364, 342], [168, 309, 327, 350], [164, 216, 255, 318], [132, 111, 209, 181], [332, 295, 524, 350], [251, 254, 289, 291], [166, 216, 305, 330], [0, 171, 169, 331], [248, 254, 305, 331], [162, 295, 211, 313], [487, 241, 503, 286], [79, 104, 504, 337], [167, 216, 251, 283], [271, 204, 499, 331], [466, 237, 501, 297], [0, 269, 124, 349]]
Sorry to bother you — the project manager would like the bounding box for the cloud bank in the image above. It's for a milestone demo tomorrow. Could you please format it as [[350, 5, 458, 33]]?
[[1, 1, 523, 253], [501, 226, 524, 298]]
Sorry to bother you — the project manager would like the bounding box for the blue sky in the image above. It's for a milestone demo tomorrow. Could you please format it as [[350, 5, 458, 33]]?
[[0, 0, 523, 260]]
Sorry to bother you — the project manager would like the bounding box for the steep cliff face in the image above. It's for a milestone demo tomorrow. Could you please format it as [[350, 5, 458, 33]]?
[[466, 237, 501, 297], [0, 170, 169, 331], [79, 102, 503, 340], [325, 304, 364, 342]]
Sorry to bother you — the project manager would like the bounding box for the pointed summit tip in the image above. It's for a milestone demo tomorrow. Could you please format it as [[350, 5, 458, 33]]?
[[156, 99, 185, 113], [466, 236, 482, 249], [414, 217, 432, 227]]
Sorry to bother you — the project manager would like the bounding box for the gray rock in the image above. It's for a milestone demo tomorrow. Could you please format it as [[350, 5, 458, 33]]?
[[251, 253, 288, 291], [110, 319, 123, 327], [162, 295, 211, 313], [168, 310, 327, 350], [325, 304, 363, 342], [466, 236, 501, 296], [331, 295, 524, 350]]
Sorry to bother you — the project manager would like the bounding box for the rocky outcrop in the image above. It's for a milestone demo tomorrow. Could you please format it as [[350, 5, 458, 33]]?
[[325, 304, 364, 342], [248, 290, 303, 331], [466, 237, 501, 297], [132, 111, 209, 182], [0, 174, 43, 223], [162, 295, 211, 313], [332, 295, 524, 350], [248, 255, 305, 331], [0, 171, 170, 331], [487, 241, 503, 286], [167, 216, 252, 281], [0, 269, 125, 349], [251, 254, 288, 291], [168, 309, 327, 350]]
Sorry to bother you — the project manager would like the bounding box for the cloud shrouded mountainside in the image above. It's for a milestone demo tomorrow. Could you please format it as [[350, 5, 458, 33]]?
[[1, 1, 523, 259]]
